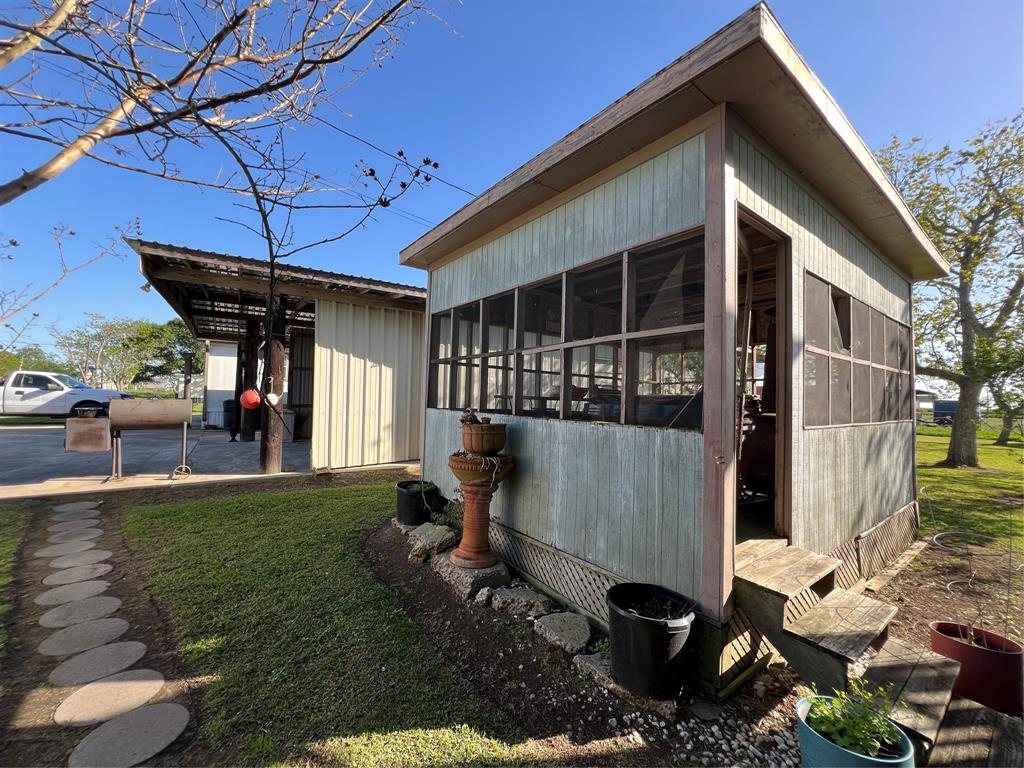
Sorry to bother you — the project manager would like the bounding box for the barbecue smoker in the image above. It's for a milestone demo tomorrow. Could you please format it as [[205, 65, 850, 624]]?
[[108, 398, 193, 479]]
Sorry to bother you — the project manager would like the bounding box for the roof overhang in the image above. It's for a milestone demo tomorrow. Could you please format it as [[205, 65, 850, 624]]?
[[129, 239, 426, 342], [400, 3, 948, 281]]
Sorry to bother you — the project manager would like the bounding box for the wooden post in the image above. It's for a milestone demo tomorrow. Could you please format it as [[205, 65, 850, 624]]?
[[240, 319, 260, 442], [260, 301, 286, 474], [701, 104, 738, 625]]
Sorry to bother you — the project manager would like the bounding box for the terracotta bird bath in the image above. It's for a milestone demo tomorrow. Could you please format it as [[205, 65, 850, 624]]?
[[448, 417, 514, 569]]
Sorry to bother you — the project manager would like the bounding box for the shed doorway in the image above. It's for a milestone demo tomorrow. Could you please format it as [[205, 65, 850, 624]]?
[[735, 215, 789, 544]]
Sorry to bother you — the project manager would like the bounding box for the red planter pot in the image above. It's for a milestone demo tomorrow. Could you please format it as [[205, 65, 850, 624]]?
[[930, 621, 1023, 716]]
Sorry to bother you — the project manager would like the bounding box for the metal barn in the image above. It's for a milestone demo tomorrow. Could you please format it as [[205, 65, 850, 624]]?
[[401, 5, 949, 695]]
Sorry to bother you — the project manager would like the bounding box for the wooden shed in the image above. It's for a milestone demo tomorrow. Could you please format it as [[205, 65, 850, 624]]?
[[401, 4, 949, 696], [132, 239, 427, 472]]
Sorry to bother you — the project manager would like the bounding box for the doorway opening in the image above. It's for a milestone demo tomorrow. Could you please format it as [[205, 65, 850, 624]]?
[[735, 215, 788, 544]]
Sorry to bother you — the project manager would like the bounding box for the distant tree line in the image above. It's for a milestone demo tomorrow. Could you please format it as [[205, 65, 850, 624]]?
[[0, 317, 203, 390]]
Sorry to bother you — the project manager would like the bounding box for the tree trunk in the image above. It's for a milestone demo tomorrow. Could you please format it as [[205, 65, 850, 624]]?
[[259, 303, 285, 475], [994, 413, 1014, 446], [240, 319, 259, 442], [945, 380, 983, 467]]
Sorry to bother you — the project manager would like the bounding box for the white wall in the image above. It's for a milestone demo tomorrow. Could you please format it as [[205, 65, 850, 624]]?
[[203, 341, 238, 428], [312, 300, 424, 469]]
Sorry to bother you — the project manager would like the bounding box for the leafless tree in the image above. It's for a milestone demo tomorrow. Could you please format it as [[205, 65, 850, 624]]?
[[1, 225, 132, 352], [0, 0, 430, 206]]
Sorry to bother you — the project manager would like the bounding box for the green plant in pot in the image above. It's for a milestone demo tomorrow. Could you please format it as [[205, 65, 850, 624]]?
[[795, 679, 914, 767]]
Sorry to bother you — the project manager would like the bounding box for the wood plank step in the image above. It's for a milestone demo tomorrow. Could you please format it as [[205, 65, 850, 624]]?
[[785, 589, 897, 662], [863, 636, 960, 760], [735, 537, 788, 572], [927, 695, 1021, 768], [735, 545, 841, 598]]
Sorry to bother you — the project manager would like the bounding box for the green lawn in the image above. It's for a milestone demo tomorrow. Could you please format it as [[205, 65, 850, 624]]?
[[123, 485, 530, 767], [0, 415, 64, 425], [0, 506, 30, 657], [916, 431, 1023, 544]]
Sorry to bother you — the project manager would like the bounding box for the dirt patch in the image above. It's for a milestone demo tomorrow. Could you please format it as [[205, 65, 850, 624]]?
[[877, 541, 1022, 649], [363, 523, 805, 767]]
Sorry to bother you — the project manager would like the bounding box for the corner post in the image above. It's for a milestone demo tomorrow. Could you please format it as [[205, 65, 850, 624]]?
[[701, 104, 738, 624]]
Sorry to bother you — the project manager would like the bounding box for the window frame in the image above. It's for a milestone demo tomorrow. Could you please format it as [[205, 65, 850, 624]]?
[[427, 227, 706, 431], [802, 270, 914, 429]]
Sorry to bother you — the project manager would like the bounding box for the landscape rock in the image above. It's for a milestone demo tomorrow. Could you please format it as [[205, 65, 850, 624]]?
[[407, 523, 457, 562], [534, 611, 590, 655], [690, 700, 723, 721], [474, 586, 494, 606], [573, 652, 677, 720], [390, 517, 418, 536], [430, 552, 510, 600], [491, 586, 552, 617]]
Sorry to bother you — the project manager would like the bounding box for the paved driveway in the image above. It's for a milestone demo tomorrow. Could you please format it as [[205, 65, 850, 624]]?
[[0, 420, 311, 497]]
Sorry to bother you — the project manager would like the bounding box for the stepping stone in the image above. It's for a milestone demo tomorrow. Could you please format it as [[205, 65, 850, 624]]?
[[53, 669, 165, 726], [535, 612, 591, 655], [67, 702, 189, 767], [35, 541, 96, 559], [52, 508, 103, 523], [49, 641, 147, 686], [53, 501, 102, 513], [49, 519, 100, 533], [40, 596, 122, 628], [42, 563, 113, 586], [39, 617, 129, 656], [492, 587, 552, 617], [48, 528, 103, 544], [35, 580, 109, 606], [49, 549, 113, 569]]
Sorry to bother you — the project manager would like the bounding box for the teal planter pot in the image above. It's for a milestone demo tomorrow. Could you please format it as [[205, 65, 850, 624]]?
[[796, 697, 915, 768]]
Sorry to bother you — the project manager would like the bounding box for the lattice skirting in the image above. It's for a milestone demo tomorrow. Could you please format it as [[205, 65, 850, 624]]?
[[488, 523, 622, 625], [856, 501, 918, 579]]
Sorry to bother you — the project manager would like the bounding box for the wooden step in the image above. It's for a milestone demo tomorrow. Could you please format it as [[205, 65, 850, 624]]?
[[735, 537, 788, 571], [785, 589, 897, 662], [863, 636, 960, 763], [735, 545, 841, 598], [928, 695, 1024, 767]]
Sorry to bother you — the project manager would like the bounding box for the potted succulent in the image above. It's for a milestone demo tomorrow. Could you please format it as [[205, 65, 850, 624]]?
[[395, 480, 437, 526], [605, 582, 695, 700], [795, 680, 914, 767]]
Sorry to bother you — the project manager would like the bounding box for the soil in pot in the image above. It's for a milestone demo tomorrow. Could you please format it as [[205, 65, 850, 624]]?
[[606, 582, 695, 700], [930, 621, 1023, 716], [395, 480, 437, 526], [795, 696, 914, 768]]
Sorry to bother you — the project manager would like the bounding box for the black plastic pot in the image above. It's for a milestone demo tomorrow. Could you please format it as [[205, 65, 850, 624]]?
[[606, 582, 696, 700], [395, 480, 438, 526]]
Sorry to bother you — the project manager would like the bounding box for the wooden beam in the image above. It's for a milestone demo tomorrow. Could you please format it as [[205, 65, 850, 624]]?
[[700, 104, 738, 625]]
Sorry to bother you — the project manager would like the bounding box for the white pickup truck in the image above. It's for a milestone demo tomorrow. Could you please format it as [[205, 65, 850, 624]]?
[[0, 370, 131, 417]]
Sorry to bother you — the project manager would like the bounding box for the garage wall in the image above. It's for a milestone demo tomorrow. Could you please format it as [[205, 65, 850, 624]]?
[[312, 299, 424, 469]]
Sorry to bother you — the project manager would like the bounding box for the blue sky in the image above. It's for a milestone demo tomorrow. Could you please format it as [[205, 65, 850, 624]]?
[[1, 0, 1021, 350]]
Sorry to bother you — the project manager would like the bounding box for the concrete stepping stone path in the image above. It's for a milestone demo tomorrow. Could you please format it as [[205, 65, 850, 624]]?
[[67, 703, 190, 768], [35, 541, 96, 558], [53, 501, 102, 514], [43, 563, 113, 586], [35, 580, 109, 606], [48, 528, 103, 544], [49, 519, 101, 533], [49, 549, 113, 569], [38, 618, 130, 656], [28, 499, 190, 766], [49, 642, 148, 686], [40, 596, 123, 628], [53, 669, 166, 726]]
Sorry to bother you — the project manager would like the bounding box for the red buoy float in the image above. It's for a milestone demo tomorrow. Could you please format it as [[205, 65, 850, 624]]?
[[239, 388, 262, 410]]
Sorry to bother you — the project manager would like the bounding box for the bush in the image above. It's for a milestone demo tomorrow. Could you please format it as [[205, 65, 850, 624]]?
[[803, 679, 902, 758]]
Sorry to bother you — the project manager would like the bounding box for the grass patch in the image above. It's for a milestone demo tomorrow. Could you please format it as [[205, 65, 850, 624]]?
[[0, 416, 64, 425], [916, 432, 1023, 544], [0, 505, 30, 657], [123, 485, 529, 767]]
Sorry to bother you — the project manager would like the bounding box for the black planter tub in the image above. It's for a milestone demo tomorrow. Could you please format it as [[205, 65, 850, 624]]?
[[606, 582, 696, 700], [395, 480, 438, 526]]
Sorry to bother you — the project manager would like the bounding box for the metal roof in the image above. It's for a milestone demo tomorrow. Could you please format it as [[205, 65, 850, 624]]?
[[130, 239, 425, 342]]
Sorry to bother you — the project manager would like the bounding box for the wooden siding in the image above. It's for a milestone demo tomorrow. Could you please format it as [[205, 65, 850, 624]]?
[[732, 130, 915, 554], [424, 408, 703, 600], [430, 133, 705, 312], [312, 300, 423, 469]]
